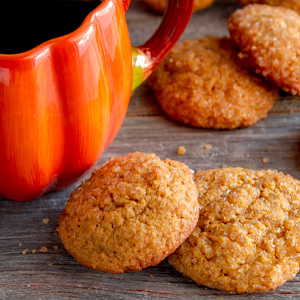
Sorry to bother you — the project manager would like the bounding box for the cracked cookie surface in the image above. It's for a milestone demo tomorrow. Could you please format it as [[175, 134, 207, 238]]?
[[169, 167, 300, 293], [229, 4, 300, 95], [58, 152, 199, 273], [148, 37, 278, 129]]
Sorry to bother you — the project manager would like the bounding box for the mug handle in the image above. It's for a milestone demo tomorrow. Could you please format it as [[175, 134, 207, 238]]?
[[129, 0, 194, 93]]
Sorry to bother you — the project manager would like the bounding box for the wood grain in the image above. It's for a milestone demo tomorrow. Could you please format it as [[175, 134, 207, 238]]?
[[2, 0, 300, 299]]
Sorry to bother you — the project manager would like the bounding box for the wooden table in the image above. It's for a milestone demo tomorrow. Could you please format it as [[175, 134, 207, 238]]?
[[1, 1, 300, 299]]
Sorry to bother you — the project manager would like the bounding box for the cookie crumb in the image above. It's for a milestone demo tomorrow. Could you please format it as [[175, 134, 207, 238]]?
[[178, 146, 186, 155], [32, 249, 36, 254], [22, 249, 28, 255], [18, 243, 22, 247], [43, 218, 49, 225], [48, 262, 53, 266], [40, 246, 48, 253], [263, 157, 270, 164], [205, 144, 211, 150], [53, 245, 58, 250]]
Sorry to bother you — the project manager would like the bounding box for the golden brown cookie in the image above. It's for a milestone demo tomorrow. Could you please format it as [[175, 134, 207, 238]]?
[[169, 167, 300, 293], [149, 37, 278, 129], [58, 152, 199, 273], [142, 0, 214, 13], [238, 0, 300, 14], [228, 4, 300, 95]]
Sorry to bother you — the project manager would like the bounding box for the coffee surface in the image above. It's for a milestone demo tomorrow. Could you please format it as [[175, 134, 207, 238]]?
[[0, 1, 101, 54]]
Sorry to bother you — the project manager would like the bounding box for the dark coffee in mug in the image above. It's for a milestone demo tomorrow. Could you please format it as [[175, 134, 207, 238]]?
[[0, 1, 101, 54]]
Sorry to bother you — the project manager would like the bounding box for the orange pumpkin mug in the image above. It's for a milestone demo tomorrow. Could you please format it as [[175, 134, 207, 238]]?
[[0, 0, 194, 201]]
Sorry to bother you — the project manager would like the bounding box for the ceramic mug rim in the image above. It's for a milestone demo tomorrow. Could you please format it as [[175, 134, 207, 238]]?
[[0, 0, 108, 59]]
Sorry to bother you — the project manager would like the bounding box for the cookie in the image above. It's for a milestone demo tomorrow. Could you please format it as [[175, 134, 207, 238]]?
[[238, 0, 300, 14], [148, 37, 278, 129], [169, 167, 300, 293], [142, 0, 214, 13], [57, 152, 199, 273], [228, 4, 300, 95]]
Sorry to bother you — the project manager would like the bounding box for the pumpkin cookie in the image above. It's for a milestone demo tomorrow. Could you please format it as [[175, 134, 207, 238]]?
[[238, 0, 300, 14], [169, 167, 300, 293], [142, 0, 214, 13], [149, 37, 278, 129], [228, 4, 300, 95], [58, 152, 199, 273]]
